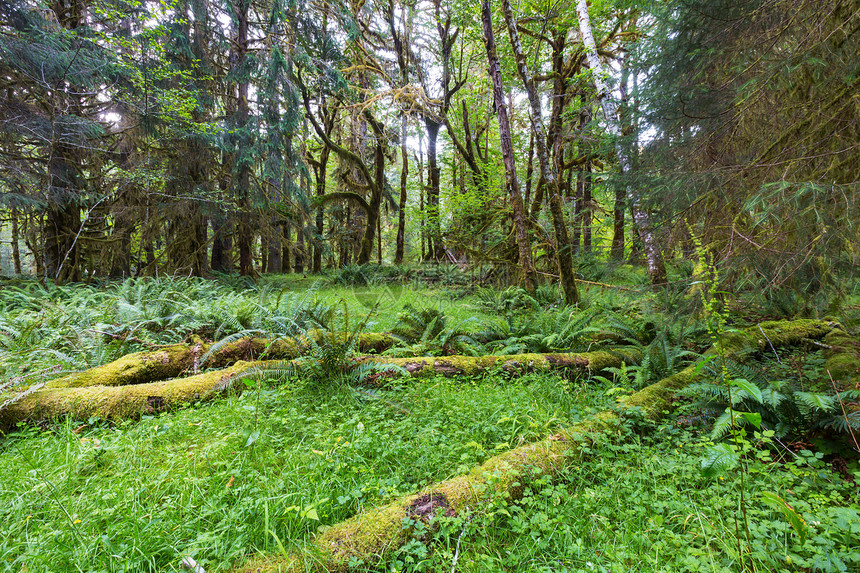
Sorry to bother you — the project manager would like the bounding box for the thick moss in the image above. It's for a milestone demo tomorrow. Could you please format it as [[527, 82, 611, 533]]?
[[362, 349, 640, 381], [47, 344, 198, 389], [42, 333, 400, 391], [1, 362, 251, 429], [822, 329, 860, 389], [230, 320, 838, 572], [621, 319, 837, 419]]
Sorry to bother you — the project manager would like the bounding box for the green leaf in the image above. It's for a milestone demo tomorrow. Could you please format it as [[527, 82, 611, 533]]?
[[701, 443, 739, 478], [795, 392, 836, 414], [301, 506, 319, 521], [245, 430, 260, 447], [739, 411, 762, 429], [730, 378, 762, 404], [710, 409, 734, 440], [693, 354, 718, 375], [761, 491, 807, 545]]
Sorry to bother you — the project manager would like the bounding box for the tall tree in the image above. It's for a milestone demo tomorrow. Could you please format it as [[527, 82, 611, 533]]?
[[576, 0, 666, 284], [502, 0, 579, 305], [480, 0, 536, 292]]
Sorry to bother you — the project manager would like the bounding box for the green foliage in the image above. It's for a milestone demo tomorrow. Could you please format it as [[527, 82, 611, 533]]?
[[474, 286, 540, 314], [388, 305, 479, 356], [387, 427, 859, 573], [0, 372, 602, 572], [683, 369, 857, 441], [603, 314, 704, 388], [475, 307, 601, 355]]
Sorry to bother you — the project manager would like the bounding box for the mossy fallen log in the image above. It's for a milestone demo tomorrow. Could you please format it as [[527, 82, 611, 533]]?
[[622, 318, 838, 419], [360, 349, 640, 380], [822, 327, 860, 390], [228, 319, 838, 572], [1, 349, 639, 428], [232, 411, 621, 573], [44, 332, 399, 390], [1, 362, 253, 428]]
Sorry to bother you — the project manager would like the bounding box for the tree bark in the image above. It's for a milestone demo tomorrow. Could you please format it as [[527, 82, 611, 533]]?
[[11, 207, 22, 274], [232, 0, 254, 277], [576, 0, 666, 284], [266, 219, 282, 273], [481, 0, 536, 293], [502, 0, 578, 304], [395, 112, 409, 264], [424, 118, 444, 261], [210, 215, 234, 273]]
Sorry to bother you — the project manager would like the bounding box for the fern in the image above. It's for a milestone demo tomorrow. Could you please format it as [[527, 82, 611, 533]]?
[[701, 442, 739, 477], [794, 392, 837, 418], [389, 305, 478, 356]]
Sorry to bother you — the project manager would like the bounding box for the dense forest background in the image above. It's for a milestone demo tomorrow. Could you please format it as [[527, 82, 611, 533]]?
[[1, 0, 858, 309]]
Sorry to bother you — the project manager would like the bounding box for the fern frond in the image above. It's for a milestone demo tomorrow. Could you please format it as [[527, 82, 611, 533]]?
[[701, 442, 739, 477], [794, 392, 837, 417], [201, 330, 265, 364]]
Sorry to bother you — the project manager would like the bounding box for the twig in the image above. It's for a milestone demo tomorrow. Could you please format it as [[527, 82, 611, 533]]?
[[828, 370, 860, 453], [759, 325, 781, 364], [450, 514, 469, 573]]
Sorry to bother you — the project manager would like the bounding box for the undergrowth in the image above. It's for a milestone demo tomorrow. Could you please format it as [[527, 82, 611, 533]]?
[[0, 372, 602, 572]]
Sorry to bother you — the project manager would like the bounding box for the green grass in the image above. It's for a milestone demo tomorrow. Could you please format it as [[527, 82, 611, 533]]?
[[0, 371, 604, 572], [385, 425, 860, 573]]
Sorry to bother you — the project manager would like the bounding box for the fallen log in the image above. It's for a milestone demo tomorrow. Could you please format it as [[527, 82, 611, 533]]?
[[822, 327, 860, 390], [360, 349, 640, 380], [0, 349, 639, 428], [228, 318, 838, 573], [1, 319, 837, 431], [1, 362, 253, 426], [623, 318, 839, 418], [43, 332, 399, 390]]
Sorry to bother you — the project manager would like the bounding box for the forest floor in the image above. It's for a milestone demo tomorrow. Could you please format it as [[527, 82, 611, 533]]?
[[1, 268, 859, 572]]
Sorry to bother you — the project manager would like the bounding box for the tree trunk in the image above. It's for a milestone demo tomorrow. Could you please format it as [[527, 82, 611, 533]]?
[[395, 111, 409, 264], [233, 0, 254, 277], [210, 216, 233, 273], [11, 207, 22, 274], [576, 0, 665, 284], [424, 118, 444, 261], [266, 219, 282, 273], [501, 0, 577, 303], [481, 0, 536, 293], [294, 227, 305, 273], [282, 221, 292, 273], [524, 131, 535, 208], [583, 158, 592, 254], [45, 152, 82, 284], [418, 133, 426, 262]]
